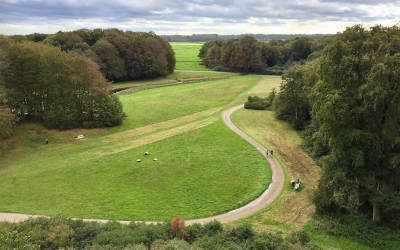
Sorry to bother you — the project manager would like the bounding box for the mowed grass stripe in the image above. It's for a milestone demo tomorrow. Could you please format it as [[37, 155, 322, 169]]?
[[96, 116, 218, 157], [104, 107, 222, 141], [170, 42, 208, 71]]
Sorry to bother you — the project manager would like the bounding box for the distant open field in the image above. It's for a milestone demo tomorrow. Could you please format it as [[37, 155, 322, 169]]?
[[170, 42, 208, 71], [112, 70, 237, 91], [0, 75, 275, 221]]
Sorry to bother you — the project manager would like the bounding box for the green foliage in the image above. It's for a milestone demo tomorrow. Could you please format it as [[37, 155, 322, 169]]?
[[308, 215, 400, 249], [31, 29, 175, 81], [201, 36, 265, 73], [0, 107, 15, 139], [0, 228, 38, 249], [309, 25, 400, 225], [0, 39, 124, 130], [289, 37, 313, 61], [0, 218, 321, 249], [287, 230, 311, 245], [262, 64, 285, 75], [91, 39, 126, 81], [244, 96, 268, 110], [273, 63, 316, 130], [0, 43, 16, 139], [200, 36, 323, 74], [244, 89, 276, 111]]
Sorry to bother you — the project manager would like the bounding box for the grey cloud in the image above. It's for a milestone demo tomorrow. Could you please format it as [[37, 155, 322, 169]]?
[[0, 0, 399, 34]]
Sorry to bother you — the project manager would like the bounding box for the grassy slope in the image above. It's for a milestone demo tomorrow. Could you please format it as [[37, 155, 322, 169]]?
[[170, 42, 208, 71], [112, 70, 237, 90], [0, 75, 273, 220], [115, 75, 261, 131], [0, 120, 270, 220]]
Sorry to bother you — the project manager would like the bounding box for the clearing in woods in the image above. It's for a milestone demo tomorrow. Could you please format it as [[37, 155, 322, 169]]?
[[170, 42, 209, 71]]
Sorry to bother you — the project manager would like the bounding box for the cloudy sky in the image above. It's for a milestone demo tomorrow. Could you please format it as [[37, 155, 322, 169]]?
[[1, 0, 399, 35]]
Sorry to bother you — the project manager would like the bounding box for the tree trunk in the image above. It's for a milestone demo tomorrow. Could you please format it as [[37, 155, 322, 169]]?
[[372, 203, 382, 223]]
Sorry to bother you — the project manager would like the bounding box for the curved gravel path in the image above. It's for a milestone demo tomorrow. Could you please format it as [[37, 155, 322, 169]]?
[[0, 104, 285, 225]]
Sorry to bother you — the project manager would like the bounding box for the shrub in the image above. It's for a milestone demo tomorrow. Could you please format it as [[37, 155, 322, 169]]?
[[0, 229, 37, 250], [287, 230, 311, 245], [229, 224, 255, 241], [310, 215, 400, 249], [202, 220, 223, 236], [185, 223, 204, 243], [250, 232, 283, 250], [244, 96, 268, 110], [47, 224, 74, 248]]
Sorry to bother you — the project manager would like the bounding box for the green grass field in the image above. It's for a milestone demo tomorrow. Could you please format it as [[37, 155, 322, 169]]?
[[170, 42, 208, 71], [112, 70, 237, 91], [0, 74, 272, 221]]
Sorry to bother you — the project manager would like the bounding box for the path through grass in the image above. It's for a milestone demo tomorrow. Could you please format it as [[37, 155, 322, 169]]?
[[0, 75, 274, 221]]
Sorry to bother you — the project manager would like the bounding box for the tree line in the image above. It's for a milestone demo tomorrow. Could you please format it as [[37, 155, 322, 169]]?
[[198, 35, 331, 74], [261, 25, 400, 228], [0, 36, 124, 132], [10, 29, 176, 82], [161, 33, 328, 42], [0, 29, 177, 136]]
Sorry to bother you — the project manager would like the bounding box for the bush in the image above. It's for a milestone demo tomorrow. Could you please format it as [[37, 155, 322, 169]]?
[[229, 224, 255, 241], [310, 215, 400, 249], [0, 217, 341, 249], [244, 96, 268, 110], [287, 230, 311, 245], [250, 232, 283, 250], [202, 220, 223, 236], [244, 89, 276, 111]]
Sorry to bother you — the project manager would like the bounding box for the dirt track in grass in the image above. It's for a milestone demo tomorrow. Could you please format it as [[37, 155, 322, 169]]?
[[0, 104, 285, 225]]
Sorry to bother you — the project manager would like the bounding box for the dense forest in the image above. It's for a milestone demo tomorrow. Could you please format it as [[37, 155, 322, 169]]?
[[162, 34, 328, 42], [10, 29, 176, 82], [199, 36, 331, 74], [256, 25, 400, 228]]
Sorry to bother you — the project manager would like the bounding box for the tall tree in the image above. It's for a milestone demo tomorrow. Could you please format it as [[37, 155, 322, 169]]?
[[92, 39, 126, 81], [311, 26, 400, 224], [274, 63, 316, 129], [229, 36, 264, 72]]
